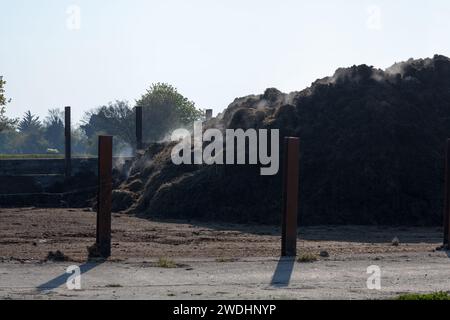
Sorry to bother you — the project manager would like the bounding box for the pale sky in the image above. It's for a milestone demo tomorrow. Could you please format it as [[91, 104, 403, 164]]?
[[1, 0, 449, 124]]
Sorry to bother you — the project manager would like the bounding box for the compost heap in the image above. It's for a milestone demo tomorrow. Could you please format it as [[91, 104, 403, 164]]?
[[114, 55, 450, 226]]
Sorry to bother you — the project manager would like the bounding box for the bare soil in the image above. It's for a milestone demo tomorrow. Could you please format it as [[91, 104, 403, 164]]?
[[0, 208, 443, 263]]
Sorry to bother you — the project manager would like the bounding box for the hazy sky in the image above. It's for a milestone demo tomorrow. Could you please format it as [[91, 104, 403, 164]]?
[[1, 0, 449, 124]]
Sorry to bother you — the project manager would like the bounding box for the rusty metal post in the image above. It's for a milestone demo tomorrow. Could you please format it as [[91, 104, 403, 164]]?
[[97, 136, 113, 258], [281, 137, 300, 257], [136, 106, 143, 151], [205, 109, 213, 122], [64, 106, 71, 178], [444, 139, 450, 246]]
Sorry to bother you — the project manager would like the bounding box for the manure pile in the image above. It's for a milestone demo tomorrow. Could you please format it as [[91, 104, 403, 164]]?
[[114, 55, 450, 226]]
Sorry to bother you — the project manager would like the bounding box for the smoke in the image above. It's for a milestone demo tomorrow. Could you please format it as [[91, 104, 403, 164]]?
[[310, 57, 438, 88], [283, 92, 298, 105], [256, 100, 269, 112], [113, 142, 134, 180], [160, 124, 192, 143], [385, 62, 406, 77]]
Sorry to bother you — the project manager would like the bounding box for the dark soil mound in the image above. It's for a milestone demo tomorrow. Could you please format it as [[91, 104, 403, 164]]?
[[116, 55, 450, 226]]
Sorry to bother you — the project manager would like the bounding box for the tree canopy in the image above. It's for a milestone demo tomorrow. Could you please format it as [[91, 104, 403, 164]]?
[[0, 82, 204, 155], [44, 108, 65, 151], [80, 100, 135, 155], [18, 110, 42, 133], [0, 77, 17, 132], [136, 83, 204, 142]]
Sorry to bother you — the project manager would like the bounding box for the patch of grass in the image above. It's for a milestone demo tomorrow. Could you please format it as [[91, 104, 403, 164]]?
[[297, 253, 318, 263], [157, 257, 177, 269], [397, 292, 450, 300]]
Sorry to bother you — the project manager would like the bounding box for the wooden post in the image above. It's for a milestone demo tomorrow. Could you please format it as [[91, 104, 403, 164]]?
[[444, 139, 450, 246], [136, 106, 143, 151], [281, 137, 300, 257], [97, 136, 113, 258], [205, 109, 213, 122], [64, 106, 71, 178]]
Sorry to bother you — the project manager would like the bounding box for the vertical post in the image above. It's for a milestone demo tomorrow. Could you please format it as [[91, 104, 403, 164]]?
[[97, 136, 113, 258], [64, 106, 72, 178], [136, 106, 143, 151], [444, 139, 450, 247], [205, 109, 213, 122], [281, 137, 300, 257]]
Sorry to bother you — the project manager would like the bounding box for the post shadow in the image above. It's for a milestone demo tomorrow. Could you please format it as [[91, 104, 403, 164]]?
[[36, 261, 104, 292], [270, 257, 296, 288]]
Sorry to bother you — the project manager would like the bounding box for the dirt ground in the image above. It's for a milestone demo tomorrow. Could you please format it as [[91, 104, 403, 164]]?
[[0, 208, 443, 263]]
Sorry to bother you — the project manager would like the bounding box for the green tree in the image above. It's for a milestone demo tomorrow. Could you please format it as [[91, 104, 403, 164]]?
[[136, 83, 204, 142], [18, 110, 42, 133], [71, 128, 90, 156], [0, 76, 17, 132], [16, 111, 47, 153], [0, 130, 19, 153], [44, 108, 65, 151], [80, 100, 135, 155]]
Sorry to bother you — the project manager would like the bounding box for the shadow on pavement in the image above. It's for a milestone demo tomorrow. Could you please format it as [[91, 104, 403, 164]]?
[[36, 261, 104, 292], [270, 257, 296, 288]]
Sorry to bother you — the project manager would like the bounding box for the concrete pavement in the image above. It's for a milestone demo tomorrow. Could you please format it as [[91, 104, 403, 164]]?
[[1, 252, 450, 300]]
